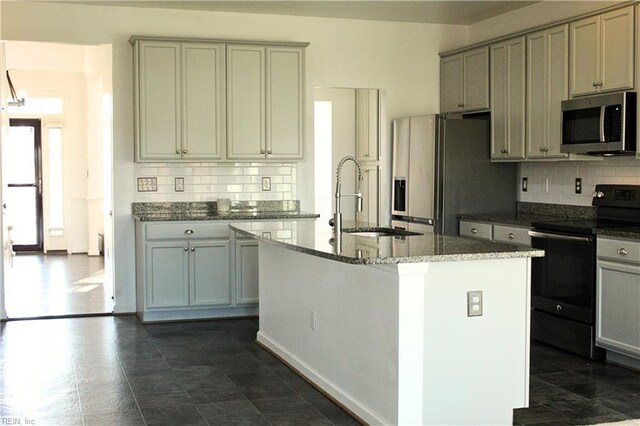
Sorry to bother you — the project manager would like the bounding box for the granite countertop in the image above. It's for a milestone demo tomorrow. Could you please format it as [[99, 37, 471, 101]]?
[[457, 212, 561, 227], [134, 211, 319, 222], [230, 220, 544, 265], [131, 200, 319, 222], [459, 213, 640, 240]]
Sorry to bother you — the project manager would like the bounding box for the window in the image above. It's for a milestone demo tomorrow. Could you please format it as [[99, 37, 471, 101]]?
[[47, 127, 64, 237]]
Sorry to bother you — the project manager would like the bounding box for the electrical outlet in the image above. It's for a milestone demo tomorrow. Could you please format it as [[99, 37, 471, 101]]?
[[575, 178, 582, 194], [137, 177, 157, 192], [467, 290, 483, 317], [175, 177, 185, 192], [262, 177, 271, 191], [544, 178, 550, 193], [522, 177, 528, 192]]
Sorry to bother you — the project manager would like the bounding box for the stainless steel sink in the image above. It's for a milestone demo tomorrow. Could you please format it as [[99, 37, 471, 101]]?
[[343, 227, 423, 238]]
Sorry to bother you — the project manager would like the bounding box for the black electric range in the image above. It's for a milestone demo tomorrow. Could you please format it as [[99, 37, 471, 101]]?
[[529, 184, 640, 360]]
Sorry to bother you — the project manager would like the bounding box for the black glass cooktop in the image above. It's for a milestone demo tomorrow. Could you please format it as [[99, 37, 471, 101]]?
[[531, 218, 640, 235]]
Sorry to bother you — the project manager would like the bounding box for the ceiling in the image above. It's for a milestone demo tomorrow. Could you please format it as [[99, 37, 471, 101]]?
[[55, 1, 541, 25]]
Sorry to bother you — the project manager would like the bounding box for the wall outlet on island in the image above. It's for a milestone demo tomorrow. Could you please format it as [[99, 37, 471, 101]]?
[[467, 290, 483, 317]]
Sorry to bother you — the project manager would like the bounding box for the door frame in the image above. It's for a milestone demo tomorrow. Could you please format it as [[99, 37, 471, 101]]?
[[7, 118, 44, 252]]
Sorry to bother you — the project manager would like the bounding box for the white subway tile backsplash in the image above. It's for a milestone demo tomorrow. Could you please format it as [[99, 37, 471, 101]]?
[[518, 157, 639, 206], [134, 162, 297, 202]]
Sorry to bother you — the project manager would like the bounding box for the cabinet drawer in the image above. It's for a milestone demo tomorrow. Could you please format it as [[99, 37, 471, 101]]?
[[459, 221, 492, 240], [598, 238, 640, 264], [493, 225, 531, 246], [145, 222, 230, 240]]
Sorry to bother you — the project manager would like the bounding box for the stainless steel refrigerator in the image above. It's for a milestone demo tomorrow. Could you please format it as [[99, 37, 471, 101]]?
[[391, 114, 517, 236]]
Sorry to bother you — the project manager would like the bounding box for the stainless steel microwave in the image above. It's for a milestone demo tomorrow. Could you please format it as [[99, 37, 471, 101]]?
[[561, 91, 636, 155]]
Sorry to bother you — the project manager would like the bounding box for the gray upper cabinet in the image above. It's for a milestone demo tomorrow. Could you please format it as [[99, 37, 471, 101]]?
[[227, 44, 305, 160], [570, 6, 634, 97], [441, 47, 490, 114], [134, 40, 225, 162], [226, 44, 266, 160], [526, 25, 569, 159], [491, 36, 526, 161]]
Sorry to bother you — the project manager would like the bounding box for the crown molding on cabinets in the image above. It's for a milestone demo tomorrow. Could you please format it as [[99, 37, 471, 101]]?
[[129, 35, 310, 48], [439, 1, 636, 57]]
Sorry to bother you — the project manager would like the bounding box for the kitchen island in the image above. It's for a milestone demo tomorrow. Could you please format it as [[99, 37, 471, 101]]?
[[230, 220, 544, 426]]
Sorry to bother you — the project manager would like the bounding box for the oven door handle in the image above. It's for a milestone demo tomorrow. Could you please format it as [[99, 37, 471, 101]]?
[[528, 230, 594, 243]]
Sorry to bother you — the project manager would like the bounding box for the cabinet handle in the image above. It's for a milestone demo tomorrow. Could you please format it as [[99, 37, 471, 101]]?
[[260, 149, 266, 154], [539, 147, 544, 152], [191, 247, 195, 252], [471, 228, 478, 234], [593, 82, 597, 87], [618, 248, 628, 256], [183, 247, 188, 251], [458, 103, 464, 108], [176, 149, 181, 154], [267, 149, 272, 154], [508, 233, 515, 239], [184, 229, 194, 235], [597, 81, 603, 87]]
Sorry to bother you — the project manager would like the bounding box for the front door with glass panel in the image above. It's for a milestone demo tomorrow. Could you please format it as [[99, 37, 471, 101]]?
[[6, 119, 44, 252]]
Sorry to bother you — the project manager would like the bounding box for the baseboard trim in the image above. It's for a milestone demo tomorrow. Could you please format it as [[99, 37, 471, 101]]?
[[256, 330, 388, 426]]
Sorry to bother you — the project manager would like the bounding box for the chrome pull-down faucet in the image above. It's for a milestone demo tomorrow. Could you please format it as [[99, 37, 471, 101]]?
[[331, 156, 364, 238]]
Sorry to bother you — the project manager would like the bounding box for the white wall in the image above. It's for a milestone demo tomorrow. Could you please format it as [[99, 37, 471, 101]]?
[[1, 1, 466, 313]]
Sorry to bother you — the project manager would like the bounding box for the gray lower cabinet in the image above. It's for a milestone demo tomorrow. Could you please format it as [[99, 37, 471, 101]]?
[[459, 220, 531, 246], [135, 221, 258, 322], [235, 239, 259, 305], [596, 237, 640, 360]]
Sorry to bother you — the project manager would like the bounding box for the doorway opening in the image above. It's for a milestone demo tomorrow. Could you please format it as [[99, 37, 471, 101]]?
[[6, 118, 44, 252], [1, 41, 114, 320]]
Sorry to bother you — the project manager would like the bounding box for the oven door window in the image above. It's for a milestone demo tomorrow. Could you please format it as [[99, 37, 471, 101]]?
[[531, 234, 595, 324], [563, 107, 601, 144]]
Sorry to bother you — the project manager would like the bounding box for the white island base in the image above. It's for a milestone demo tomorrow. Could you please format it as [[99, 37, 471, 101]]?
[[257, 244, 531, 425]]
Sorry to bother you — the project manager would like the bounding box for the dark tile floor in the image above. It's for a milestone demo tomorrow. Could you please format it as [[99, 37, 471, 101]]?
[[1, 315, 640, 425]]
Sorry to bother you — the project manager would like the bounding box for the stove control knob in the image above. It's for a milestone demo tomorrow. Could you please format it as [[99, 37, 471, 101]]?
[[592, 191, 605, 198], [556, 304, 562, 312]]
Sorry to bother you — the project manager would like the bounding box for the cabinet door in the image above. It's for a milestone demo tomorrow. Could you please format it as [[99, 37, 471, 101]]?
[[491, 38, 525, 160], [440, 54, 463, 113], [490, 43, 508, 159], [355, 89, 379, 161], [600, 6, 634, 93], [266, 46, 304, 159], [526, 30, 547, 159], [227, 44, 266, 159], [137, 41, 181, 161], [463, 47, 490, 112], [527, 26, 569, 159], [356, 164, 380, 226], [235, 240, 259, 305], [182, 43, 225, 161], [570, 16, 600, 96], [596, 259, 640, 357], [146, 241, 189, 308], [545, 25, 570, 158], [190, 239, 231, 306]]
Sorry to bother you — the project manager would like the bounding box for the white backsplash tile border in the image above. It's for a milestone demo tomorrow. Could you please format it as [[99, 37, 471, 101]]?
[[134, 162, 297, 203], [518, 157, 640, 206]]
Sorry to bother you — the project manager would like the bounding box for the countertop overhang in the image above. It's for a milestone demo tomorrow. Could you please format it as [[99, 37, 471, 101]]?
[[230, 220, 544, 265]]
